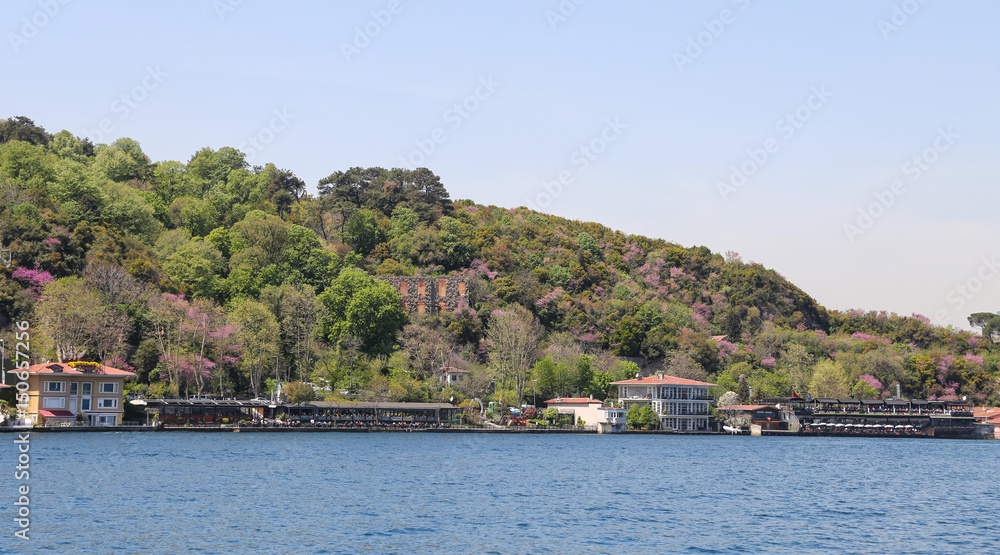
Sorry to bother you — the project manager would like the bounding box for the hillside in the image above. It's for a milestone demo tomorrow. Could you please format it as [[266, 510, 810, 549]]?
[[2, 116, 999, 409]]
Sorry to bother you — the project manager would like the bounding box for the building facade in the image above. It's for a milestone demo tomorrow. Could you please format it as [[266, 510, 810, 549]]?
[[437, 367, 468, 387], [544, 397, 627, 432], [19, 361, 135, 426], [377, 276, 468, 315], [611, 374, 715, 431]]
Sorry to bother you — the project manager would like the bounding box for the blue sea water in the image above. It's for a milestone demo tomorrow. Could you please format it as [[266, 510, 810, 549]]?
[[2, 432, 997, 554]]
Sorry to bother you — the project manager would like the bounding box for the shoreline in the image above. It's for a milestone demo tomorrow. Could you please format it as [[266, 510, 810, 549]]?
[[1, 426, 990, 438], [0, 425, 714, 435]]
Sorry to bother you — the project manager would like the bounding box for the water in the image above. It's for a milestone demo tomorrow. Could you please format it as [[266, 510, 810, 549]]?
[[2, 432, 997, 554]]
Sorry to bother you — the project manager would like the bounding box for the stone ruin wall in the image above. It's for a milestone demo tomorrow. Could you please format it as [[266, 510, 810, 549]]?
[[377, 276, 468, 316]]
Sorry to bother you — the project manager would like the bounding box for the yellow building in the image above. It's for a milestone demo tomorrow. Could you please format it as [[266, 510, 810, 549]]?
[[19, 361, 135, 426]]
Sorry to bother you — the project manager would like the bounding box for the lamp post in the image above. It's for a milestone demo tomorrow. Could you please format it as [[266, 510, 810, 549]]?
[[273, 356, 279, 403]]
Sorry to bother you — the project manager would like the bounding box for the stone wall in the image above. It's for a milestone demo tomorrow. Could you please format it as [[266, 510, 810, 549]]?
[[377, 276, 468, 316]]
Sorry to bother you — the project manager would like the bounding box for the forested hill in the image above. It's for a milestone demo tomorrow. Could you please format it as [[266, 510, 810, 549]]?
[[2, 116, 999, 408]]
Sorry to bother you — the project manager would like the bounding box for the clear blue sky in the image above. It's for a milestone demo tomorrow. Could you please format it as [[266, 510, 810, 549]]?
[[4, 0, 999, 329]]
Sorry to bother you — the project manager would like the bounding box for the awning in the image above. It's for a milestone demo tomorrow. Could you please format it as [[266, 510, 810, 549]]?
[[39, 410, 76, 418]]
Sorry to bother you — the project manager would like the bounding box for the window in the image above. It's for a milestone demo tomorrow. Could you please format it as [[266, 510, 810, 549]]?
[[81, 399, 91, 411], [417, 281, 425, 296], [97, 415, 116, 426], [99, 382, 118, 394], [70, 382, 78, 395], [44, 381, 66, 393], [82, 383, 92, 395], [399, 282, 407, 296], [42, 397, 66, 409], [98, 398, 119, 409], [438, 279, 447, 296]]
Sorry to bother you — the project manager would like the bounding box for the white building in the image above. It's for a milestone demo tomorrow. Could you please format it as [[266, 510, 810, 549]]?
[[611, 374, 715, 431], [544, 397, 627, 433], [437, 367, 468, 387]]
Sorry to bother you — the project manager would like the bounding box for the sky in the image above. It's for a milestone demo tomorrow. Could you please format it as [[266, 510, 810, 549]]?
[[3, 0, 999, 330]]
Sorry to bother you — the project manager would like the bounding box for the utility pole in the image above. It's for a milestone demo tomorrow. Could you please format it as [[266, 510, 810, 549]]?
[[273, 356, 279, 403]]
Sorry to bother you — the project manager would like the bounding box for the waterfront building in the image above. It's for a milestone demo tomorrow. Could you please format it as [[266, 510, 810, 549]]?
[[973, 406, 1000, 439], [717, 404, 791, 432], [20, 361, 135, 426], [611, 374, 715, 431], [132, 399, 460, 426], [786, 397, 985, 438], [543, 397, 627, 432], [132, 398, 269, 424]]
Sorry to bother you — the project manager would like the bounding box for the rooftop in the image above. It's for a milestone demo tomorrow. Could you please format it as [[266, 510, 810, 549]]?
[[974, 407, 1000, 423], [24, 361, 135, 377], [544, 397, 603, 405], [611, 374, 715, 387]]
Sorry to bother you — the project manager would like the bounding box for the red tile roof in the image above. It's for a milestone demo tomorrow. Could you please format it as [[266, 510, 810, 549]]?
[[611, 375, 715, 387], [974, 407, 1000, 423], [24, 362, 135, 377], [544, 397, 602, 405]]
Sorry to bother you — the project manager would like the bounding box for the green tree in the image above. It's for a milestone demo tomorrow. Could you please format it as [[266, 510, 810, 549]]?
[[968, 312, 1000, 344], [808, 360, 850, 399], [543, 407, 560, 422], [229, 298, 280, 397], [0, 116, 52, 146], [162, 240, 226, 300], [626, 404, 658, 430], [343, 208, 382, 256], [283, 381, 318, 404], [487, 305, 542, 405], [93, 138, 150, 182], [318, 268, 406, 356]]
